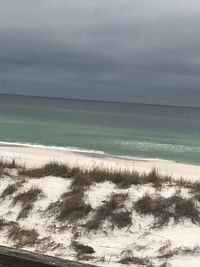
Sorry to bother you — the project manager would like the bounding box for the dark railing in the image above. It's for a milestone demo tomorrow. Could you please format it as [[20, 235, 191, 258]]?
[[0, 246, 99, 267]]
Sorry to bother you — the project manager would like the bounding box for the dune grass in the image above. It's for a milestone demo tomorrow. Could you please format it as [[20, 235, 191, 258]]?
[[119, 255, 152, 266], [19, 162, 173, 189], [0, 159, 20, 177], [0, 160, 200, 266], [0, 159, 19, 169], [1, 180, 25, 199], [158, 245, 200, 259], [135, 194, 200, 228], [47, 186, 92, 223], [19, 162, 71, 178], [0, 219, 17, 231], [2, 160, 200, 192], [85, 193, 131, 230], [58, 190, 92, 222], [2, 161, 200, 229], [7, 222, 39, 248], [1, 183, 19, 198], [13, 187, 45, 220], [47, 167, 93, 223]]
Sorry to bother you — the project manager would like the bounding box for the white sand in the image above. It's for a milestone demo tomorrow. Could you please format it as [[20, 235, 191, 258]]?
[[0, 146, 200, 266], [0, 172, 199, 267], [0, 145, 200, 181]]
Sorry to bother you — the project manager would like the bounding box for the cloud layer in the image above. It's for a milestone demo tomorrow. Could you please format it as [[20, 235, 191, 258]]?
[[0, 0, 200, 106]]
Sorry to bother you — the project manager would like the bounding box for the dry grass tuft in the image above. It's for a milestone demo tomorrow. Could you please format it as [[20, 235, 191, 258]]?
[[19, 163, 174, 189], [71, 171, 92, 190], [158, 246, 200, 259], [57, 189, 92, 222], [13, 187, 44, 219], [7, 223, 39, 248], [13, 187, 44, 207], [47, 186, 92, 223], [47, 169, 93, 223], [1, 180, 24, 199], [0, 159, 19, 169], [86, 193, 131, 230], [110, 211, 132, 229], [19, 162, 71, 178], [17, 203, 34, 220], [89, 168, 141, 188], [1, 183, 18, 198], [81, 167, 171, 188], [119, 253, 152, 266], [0, 219, 17, 231], [144, 168, 164, 188], [135, 194, 200, 227], [0, 159, 19, 177], [119, 256, 152, 266]]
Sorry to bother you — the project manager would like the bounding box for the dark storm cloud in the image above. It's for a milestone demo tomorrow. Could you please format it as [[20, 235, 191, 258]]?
[[0, 0, 200, 106]]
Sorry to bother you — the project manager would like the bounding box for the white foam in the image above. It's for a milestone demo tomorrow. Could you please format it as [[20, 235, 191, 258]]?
[[0, 140, 174, 163], [116, 154, 173, 163], [0, 141, 105, 155]]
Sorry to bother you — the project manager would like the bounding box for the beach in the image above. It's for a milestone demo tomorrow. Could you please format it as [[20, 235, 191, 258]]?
[[1, 144, 200, 181], [0, 144, 200, 267]]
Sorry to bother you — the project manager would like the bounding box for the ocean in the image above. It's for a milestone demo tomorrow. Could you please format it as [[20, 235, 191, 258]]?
[[0, 94, 200, 165]]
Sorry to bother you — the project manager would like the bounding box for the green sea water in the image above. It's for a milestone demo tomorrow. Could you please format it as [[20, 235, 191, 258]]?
[[0, 94, 200, 164]]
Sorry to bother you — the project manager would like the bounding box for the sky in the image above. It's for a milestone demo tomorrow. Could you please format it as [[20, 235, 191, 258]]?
[[0, 0, 200, 106]]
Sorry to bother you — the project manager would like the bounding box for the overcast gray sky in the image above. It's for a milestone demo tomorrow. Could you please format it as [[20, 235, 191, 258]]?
[[0, 0, 200, 106]]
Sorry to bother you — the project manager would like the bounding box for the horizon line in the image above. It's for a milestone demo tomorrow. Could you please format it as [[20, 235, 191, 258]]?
[[0, 93, 200, 110]]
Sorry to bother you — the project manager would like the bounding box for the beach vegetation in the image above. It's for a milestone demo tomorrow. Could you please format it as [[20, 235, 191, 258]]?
[[0, 159, 20, 177], [7, 222, 39, 248], [0, 161, 200, 266], [119, 249, 153, 266], [1, 180, 25, 199], [71, 170, 92, 190], [0, 219, 17, 231], [85, 193, 131, 230], [1, 183, 19, 198], [17, 203, 34, 220], [19, 162, 71, 178], [19, 163, 173, 189], [12, 187, 44, 219], [0, 159, 19, 169], [135, 194, 200, 227], [158, 245, 200, 259], [110, 211, 132, 229], [48, 188, 92, 223]]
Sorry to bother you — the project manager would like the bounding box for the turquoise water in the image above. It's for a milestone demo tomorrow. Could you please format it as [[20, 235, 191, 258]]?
[[0, 94, 200, 164]]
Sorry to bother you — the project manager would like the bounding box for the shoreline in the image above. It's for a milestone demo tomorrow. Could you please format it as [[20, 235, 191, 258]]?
[[0, 143, 200, 181], [0, 141, 174, 163]]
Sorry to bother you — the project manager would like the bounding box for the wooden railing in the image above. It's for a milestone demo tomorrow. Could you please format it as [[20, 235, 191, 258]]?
[[0, 246, 99, 267]]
